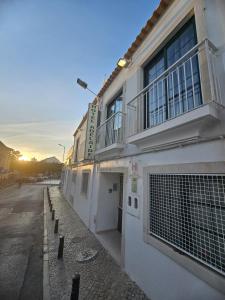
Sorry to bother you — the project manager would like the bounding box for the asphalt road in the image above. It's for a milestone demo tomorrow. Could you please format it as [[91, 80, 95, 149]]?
[[0, 184, 44, 300]]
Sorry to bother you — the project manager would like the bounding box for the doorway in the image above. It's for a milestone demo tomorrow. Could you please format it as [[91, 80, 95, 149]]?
[[96, 172, 124, 264]]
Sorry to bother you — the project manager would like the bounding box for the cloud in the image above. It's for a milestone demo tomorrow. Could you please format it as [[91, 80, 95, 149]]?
[[0, 120, 77, 160]]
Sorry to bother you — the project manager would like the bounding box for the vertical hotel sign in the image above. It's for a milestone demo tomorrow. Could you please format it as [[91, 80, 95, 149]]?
[[85, 103, 98, 160]]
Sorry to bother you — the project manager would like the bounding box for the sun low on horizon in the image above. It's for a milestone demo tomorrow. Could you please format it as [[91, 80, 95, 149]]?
[[18, 155, 30, 161]]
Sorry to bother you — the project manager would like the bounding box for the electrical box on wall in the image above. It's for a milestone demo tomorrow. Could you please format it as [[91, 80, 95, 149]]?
[[127, 176, 140, 218], [131, 177, 138, 193], [127, 194, 140, 218]]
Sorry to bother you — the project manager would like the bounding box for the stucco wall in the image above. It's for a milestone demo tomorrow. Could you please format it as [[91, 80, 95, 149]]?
[[73, 119, 87, 163], [67, 164, 94, 227], [92, 138, 225, 300], [95, 172, 120, 232], [63, 0, 225, 299]]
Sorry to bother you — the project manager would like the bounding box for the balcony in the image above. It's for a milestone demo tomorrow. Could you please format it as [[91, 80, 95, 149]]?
[[95, 112, 125, 155], [127, 39, 223, 148]]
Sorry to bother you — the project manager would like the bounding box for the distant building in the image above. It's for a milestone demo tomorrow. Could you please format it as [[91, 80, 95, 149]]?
[[62, 1, 225, 300], [0, 141, 12, 173], [41, 156, 61, 164]]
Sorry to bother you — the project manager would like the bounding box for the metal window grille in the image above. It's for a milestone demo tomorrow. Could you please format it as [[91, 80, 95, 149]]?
[[81, 172, 89, 195], [149, 174, 225, 276]]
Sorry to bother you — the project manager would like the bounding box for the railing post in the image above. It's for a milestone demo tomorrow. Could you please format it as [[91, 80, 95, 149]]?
[[205, 39, 215, 102]]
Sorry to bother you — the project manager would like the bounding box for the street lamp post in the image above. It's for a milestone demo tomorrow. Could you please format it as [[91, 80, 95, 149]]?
[[58, 144, 65, 163], [76, 78, 98, 98]]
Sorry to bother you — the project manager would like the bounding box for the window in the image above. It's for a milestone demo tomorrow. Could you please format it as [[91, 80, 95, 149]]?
[[148, 174, 225, 276], [107, 94, 123, 118], [105, 93, 123, 146], [74, 138, 79, 162], [144, 17, 202, 128], [81, 172, 89, 196]]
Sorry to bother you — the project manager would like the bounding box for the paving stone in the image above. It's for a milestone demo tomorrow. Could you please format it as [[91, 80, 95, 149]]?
[[47, 186, 149, 300]]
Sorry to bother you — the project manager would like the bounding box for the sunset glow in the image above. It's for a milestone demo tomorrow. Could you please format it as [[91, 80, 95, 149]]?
[[19, 155, 30, 161]]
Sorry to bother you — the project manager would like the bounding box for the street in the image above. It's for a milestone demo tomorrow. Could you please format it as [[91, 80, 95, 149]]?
[[0, 184, 43, 300]]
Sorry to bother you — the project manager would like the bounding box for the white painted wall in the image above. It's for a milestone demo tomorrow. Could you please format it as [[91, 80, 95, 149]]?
[[205, 0, 225, 106], [62, 1, 225, 299], [63, 140, 225, 300], [72, 119, 87, 163], [91, 139, 225, 300], [125, 213, 225, 300], [73, 166, 93, 227], [62, 164, 94, 227], [95, 172, 120, 232], [97, 0, 225, 160]]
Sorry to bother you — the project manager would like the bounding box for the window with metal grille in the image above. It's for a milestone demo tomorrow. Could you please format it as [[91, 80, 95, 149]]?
[[81, 172, 89, 196], [149, 174, 225, 276]]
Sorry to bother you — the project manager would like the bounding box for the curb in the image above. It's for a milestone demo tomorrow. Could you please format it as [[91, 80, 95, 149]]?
[[43, 187, 51, 300]]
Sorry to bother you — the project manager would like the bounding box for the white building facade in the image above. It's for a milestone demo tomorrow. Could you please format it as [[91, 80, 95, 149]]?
[[62, 1, 225, 299]]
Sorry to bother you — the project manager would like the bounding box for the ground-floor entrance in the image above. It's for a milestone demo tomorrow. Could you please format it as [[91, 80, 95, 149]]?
[[95, 172, 124, 264]]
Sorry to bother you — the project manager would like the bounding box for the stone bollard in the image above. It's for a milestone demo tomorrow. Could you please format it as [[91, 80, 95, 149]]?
[[70, 274, 80, 300], [52, 209, 55, 220], [47, 186, 50, 200], [54, 219, 59, 234], [57, 236, 64, 259]]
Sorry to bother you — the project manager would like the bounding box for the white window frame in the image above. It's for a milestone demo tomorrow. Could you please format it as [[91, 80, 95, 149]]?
[[143, 162, 225, 296]]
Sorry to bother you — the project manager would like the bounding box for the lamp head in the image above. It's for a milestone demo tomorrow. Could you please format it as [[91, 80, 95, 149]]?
[[117, 58, 130, 68], [77, 78, 88, 89]]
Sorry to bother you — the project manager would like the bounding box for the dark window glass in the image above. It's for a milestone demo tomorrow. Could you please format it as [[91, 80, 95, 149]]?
[[107, 96, 122, 117], [144, 18, 202, 128], [105, 93, 123, 146]]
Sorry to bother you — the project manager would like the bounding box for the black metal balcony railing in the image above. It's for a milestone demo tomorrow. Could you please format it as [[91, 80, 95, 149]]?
[[96, 111, 125, 151]]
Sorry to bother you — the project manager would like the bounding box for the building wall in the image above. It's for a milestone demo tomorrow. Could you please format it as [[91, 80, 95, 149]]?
[[96, 0, 225, 165], [92, 138, 225, 300], [0, 149, 11, 170], [72, 119, 87, 163], [63, 164, 94, 228], [62, 0, 225, 299], [95, 172, 120, 232]]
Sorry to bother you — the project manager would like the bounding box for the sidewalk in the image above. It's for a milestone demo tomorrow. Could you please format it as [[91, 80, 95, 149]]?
[[45, 186, 149, 300]]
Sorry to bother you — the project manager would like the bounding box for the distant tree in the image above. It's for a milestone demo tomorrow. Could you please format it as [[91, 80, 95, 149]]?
[[11, 150, 22, 161], [9, 150, 22, 171], [31, 157, 37, 162]]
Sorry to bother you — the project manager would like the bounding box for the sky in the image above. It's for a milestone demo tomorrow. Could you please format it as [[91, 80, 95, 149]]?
[[0, 0, 160, 161]]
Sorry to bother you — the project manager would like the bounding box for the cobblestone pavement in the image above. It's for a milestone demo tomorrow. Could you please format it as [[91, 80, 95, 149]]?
[[47, 186, 149, 300]]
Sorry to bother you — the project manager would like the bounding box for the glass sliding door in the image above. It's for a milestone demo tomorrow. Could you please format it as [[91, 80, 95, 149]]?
[[144, 54, 166, 128], [105, 94, 123, 146], [144, 17, 202, 129], [166, 19, 202, 118]]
